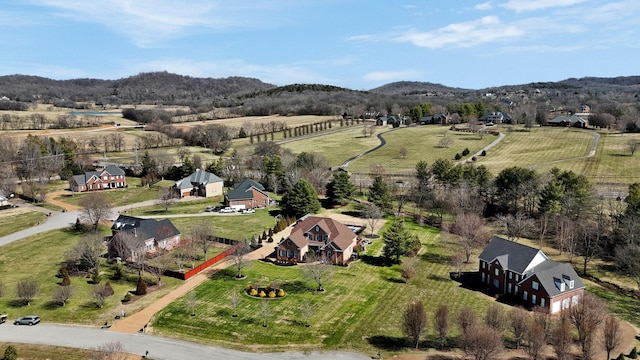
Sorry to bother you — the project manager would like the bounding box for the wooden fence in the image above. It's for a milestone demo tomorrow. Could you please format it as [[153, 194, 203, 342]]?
[[165, 241, 240, 281]]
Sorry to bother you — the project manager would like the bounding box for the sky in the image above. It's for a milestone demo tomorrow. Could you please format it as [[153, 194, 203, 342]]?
[[1, 0, 639, 90]]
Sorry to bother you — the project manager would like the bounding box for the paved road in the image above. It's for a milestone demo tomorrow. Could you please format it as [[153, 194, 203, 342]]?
[[0, 324, 370, 360]]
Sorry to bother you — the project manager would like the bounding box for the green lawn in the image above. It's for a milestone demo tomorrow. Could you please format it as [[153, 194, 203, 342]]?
[[167, 208, 280, 241], [0, 209, 47, 237], [58, 179, 175, 207], [152, 219, 496, 356], [347, 126, 497, 174], [0, 227, 181, 326], [474, 126, 594, 175], [0, 343, 101, 360]]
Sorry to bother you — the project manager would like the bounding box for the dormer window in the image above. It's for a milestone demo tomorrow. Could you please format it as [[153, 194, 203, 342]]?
[[560, 283, 565, 291], [569, 280, 574, 289]]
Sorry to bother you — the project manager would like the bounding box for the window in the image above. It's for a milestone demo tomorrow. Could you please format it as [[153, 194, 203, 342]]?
[[532, 281, 539, 290], [569, 280, 574, 289], [532, 294, 537, 304], [541, 298, 546, 307], [508, 272, 512, 280], [494, 268, 499, 276], [523, 291, 528, 301]]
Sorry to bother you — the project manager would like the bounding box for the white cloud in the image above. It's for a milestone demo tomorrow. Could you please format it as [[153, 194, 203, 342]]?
[[25, 0, 272, 47], [363, 70, 421, 82], [501, 0, 586, 12], [475, 2, 492, 11], [394, 16, 523, 48]]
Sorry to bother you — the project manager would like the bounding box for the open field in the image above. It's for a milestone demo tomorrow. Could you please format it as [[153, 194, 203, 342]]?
[[151, 220, 497, 356], [55, 179, 174, 207], [346, 126, 497, 174], [0, 343, 103, 360], [167, 208, 279, 241], [0, 226, 182, 326], [0, 207, 47, 237]]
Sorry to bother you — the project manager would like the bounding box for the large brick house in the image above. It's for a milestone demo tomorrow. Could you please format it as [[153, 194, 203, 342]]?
[[108, 214, 181, 261], [478, 236, 584, 314], [276, 216, 357, 265], [173, 169, 224, 198], [69, 165, 126, 192], [226, 178, 270, 210]]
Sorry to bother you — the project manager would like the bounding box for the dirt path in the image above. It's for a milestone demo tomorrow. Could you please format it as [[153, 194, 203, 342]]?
[[46, 190, 82, 211]]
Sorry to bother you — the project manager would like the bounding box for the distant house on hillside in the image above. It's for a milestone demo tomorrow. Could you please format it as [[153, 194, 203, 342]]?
[[376, 114, 403, 127], [547, 115, 588, 128], [69, 165, 126, 192], [276, 215, 357, 265], [173, 169, 224, 198], [478, 236, 585, 314], [479, 111, 512, 124], [108, 214, 181, 261], [226, 178, 270, 210], [419, 113, 450, 125]]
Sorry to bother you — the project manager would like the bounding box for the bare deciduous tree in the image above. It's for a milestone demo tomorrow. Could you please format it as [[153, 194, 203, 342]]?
[[188, 290, 197, 316], [158, 187, 178, 212], [496, 212, 535, 241], [509, 307, 529, 349], [550, 313, 573, 360], [464, 324, 504, 360], [603, 315, 622, 360], [91, 282, 113, 308], [301, 300, 313, 327], [524, 320, 547, 360], [484, 304, 505, 332], [229, 291, 241, 317], [260, 299, 270, 327], [400, 258, 417, 283], [92, 341, 129, 360], [16, 278, 39, 306], [570, 293, 606, 360], [434, 304, 449, 349], [233, 240, 251, 278], [80, 192, 113, 231], [147, 249, 172, 286], [190, 219, 212, 261], [362, 203, 382, 238], [402, 300, 427, 349], [301, 252, 334, 292], [451, 212, 489, 262], [628, 139, 640, 156], [52, 285, 74, 307]]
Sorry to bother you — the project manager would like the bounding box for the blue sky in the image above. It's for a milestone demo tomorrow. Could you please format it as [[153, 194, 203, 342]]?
[[1, 0, 639, 90]]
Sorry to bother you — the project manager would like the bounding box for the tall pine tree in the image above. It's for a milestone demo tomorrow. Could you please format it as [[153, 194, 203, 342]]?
[[383, 218, 412, 263], [368, 175, 392, 213], [326, 170, 356, 205], [281, 179, 321, 218]]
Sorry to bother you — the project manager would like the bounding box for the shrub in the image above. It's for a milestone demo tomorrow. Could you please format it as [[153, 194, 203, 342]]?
[[631, 347, 638, 359], [135, 277, 147, 296], [471, 156, 477, 162], [61, 268, 71, 286], [111, 263, 125, 281], [3, 345, 18, 360], [122, 293, 132, 302], [245, 283, 253, 292], [277, 289, 285, 297], [259, 290, 266, 298], [103, 282, 115, 297], [618, 353, 626, 360], [454, 153, 462, 160], [268, 236, 274, 243], [268, 291, 276, 298], [462, 148, 470, 156], [481, 150, 487, 156], [250, 288, 258, 296]]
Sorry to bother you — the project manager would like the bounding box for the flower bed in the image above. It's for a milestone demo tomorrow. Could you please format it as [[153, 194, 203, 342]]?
[[245, 283, 286, 298]]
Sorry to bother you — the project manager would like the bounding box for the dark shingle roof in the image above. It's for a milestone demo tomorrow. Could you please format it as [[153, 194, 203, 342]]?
[[111, 214, 180, 246], [478, 236, 547, 274], [71, 166, 125, 185], [227, 178, 267, 201], [524, 260, 585, 298]]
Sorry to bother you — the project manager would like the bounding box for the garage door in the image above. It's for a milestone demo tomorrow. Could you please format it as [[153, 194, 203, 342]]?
[[551, 301, 561, 314]]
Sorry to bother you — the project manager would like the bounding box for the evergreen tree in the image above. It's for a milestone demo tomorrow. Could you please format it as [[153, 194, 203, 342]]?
[[326, 170, 356, 205], [281, 179, 321, 218], [625, 183, 640, 216], [539, 179, 564, 215], [238, 127, 247, 138], [383, 218, 412, 262], [368, 176, 392, 213]]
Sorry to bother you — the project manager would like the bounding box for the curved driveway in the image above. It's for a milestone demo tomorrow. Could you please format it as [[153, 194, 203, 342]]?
[[0, 324, 369, 360]]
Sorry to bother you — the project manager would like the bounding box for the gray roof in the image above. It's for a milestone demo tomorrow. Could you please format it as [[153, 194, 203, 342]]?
[[478, 236, 546, 274], [227, 178, 267, 201], [111, 214, 180, 246], [523, 259, 585, 298], [548, 115, 586, 125], [72, 165, 125, 185], [174, 169, 223, 190]]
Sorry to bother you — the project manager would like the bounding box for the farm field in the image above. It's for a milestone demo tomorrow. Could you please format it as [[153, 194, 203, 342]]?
[[151, 221, 496, 355], [472, 126, 594, 174], [346, 126, 497, 174]]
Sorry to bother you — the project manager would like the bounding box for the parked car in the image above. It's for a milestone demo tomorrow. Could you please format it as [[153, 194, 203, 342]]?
[[204, 206, 216, 212], [242, 208, 255, 214], [14, 315, 40, 326], [0, 314, 7, 324], [219, 207, 236, 213]]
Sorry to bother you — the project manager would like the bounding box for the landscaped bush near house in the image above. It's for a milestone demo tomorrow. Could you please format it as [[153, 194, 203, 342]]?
[[631, 346, 638, 359], [462, 148, 470, 156], [472, 156, 477, 162], [245, 283, 286, 299], [122, 293, 132, 303], [481, 150, 487, 156], [617, 353, 626, 360], [136, 276, 147, 295], [454, 153, 462, 160]]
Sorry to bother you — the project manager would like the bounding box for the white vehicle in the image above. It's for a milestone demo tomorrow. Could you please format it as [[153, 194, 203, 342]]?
[[242, 208, 255, 214], [219, 207, 236, 213]]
